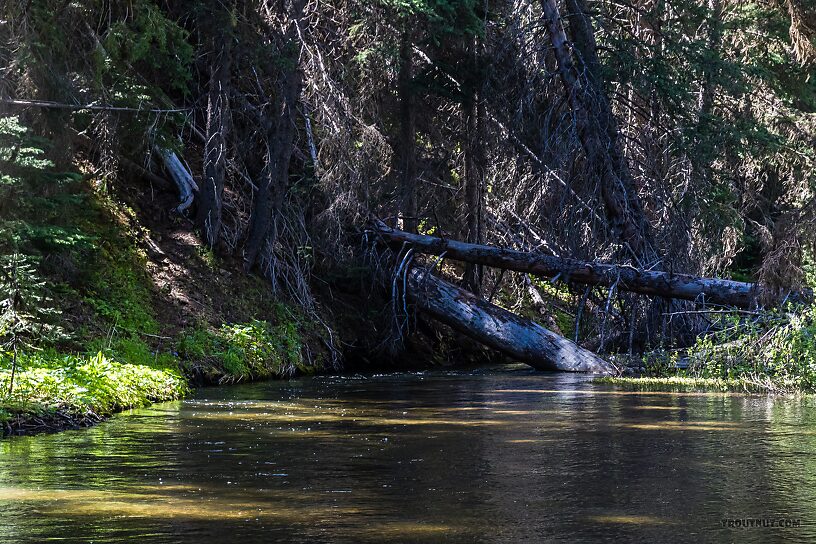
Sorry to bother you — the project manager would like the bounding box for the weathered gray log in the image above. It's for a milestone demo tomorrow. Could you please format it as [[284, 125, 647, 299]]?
[[157, 148, 198, 213], [374, 221, 764, 308], [408, 267, 616, 374]]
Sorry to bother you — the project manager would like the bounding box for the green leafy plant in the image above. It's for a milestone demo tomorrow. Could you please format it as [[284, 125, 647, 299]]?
[[177, 318, 306, 383], [0, 349, 187, 426]]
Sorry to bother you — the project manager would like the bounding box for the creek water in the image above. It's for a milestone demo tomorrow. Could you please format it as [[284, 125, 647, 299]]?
[[1, 365, 815, 543]]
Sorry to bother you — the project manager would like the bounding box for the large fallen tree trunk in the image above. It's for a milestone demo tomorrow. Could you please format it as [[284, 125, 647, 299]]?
[[374, 221, 766, 308], [408, 267, 616, 374]]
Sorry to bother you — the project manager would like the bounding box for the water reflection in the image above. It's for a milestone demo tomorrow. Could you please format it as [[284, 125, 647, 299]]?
[[0, 367, 814, 543]]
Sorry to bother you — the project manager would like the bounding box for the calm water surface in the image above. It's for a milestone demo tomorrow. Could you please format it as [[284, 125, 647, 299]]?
[[1, 366, 815, 543]]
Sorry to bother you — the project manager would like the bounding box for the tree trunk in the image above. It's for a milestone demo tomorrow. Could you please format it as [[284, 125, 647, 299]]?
[[243, 70, 301, 269], [462, 35, 485, 293], [539, 0, 653, 262], [397, 29, 418, 234], [196, 14, 233, 248], [408, 267, 616, 374], [266, 59, 300, 250], [374, 221, 771, 308], [242, 105, 275, 270], [698, 0, 722, 118], [243, 0, 304, 271]]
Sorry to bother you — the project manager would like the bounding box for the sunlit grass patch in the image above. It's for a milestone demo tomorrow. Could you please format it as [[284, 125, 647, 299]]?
[[594, 375, 777, 393], [0, 350, 187, 431], [626, 305, 816, 394]]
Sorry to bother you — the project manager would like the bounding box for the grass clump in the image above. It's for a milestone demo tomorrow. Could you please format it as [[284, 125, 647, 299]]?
[[178, 315, 306, 383], [599, 304, 816, 394], [685, 305, 816, 392], [594, 376, 767, 393], [0, 350, 187, 429], [88, 335, 179, 371]]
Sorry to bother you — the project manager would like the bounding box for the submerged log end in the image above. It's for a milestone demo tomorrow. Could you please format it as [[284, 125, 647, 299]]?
[[530, 335, 617, 375]]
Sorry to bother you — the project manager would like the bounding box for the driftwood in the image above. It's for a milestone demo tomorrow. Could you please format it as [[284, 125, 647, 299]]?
[[374, 221, 766, 308], [407, 267, 616, 374]]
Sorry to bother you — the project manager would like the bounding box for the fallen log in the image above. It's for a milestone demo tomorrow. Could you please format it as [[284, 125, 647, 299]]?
[[156, 147, 198, 213], [374, 221, 766, 308], [407, 267, 616, 374]]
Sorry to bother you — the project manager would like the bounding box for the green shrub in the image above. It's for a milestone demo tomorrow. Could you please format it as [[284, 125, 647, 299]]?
[[606, 305, 816, 394], [688, 304, 816, 391], [87, 335, 178, 371], [177, 318, 305, 383]]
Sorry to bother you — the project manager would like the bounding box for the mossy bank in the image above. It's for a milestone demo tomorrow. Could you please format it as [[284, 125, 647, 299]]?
[[0, 316, 323, 436], [0, 116, 335, 436]]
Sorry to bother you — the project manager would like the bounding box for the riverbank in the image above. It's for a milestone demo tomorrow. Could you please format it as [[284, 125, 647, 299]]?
[[594, 376, 802, 394], [599, 305, 816, 395], [0, 315, 328, 436], [0, 351, 186, 435], [0, 117, 339, 436]]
